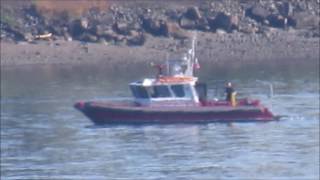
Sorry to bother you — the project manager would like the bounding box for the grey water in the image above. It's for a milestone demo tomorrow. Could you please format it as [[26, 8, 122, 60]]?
[[1, 62, 319, 180]]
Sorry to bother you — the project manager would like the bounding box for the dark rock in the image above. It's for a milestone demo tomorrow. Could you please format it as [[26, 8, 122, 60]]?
[[179, 16, 197, 29], [99, 29, 118, 41], [24, 4, 45, 25], [311, 28, 320, 37], [197, 17, 210, 31], [1, 25, 26, 41], [167, 22, 190, 39], [296, 1, 308, 11], [179, 16, 209, 31], [165, 9, 181, 21], [159, 21, 170, 37], [24, 4, 42, 19], [80, 18, 89, 29], [63, 33, 73, 41], [114, 34, 127, 45], [267, 14, 287, 28], [290, 12, 320, 29], [246, 4, 270, 23], [127, 32, 146, 46], [23, 32, 34, 42], [278, 2, 293, 17], [179, 6, 208, 30], [209, 12, 239, 33], [87, 19, 100, 34], [48, 25, 64, 36], [97, 37, 108, 44], [141, 17, 168, 36], [142, 17, 159, 34], [185, 6, 202, 20], [113, 22, 131, 35], [79, 33, 98, 42], [94, 25, 107, 36], [35, 25, 47, 35], [46, 12, 70, 36], [69, 18, 88, 37], [239, 24, 259, 34]]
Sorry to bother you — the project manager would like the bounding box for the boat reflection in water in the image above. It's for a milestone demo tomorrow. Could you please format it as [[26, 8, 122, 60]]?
[[74, 35, 278, 124]]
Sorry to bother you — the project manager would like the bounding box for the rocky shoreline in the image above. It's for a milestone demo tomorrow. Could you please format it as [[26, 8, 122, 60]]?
[[2, 30, 319, 67], [1, 0, 319, 66]]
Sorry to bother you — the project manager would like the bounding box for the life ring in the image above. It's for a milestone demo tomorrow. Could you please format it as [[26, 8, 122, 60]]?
[[158, 76, 194, 83]]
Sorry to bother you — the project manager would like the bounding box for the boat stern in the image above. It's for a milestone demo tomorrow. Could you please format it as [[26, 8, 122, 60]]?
[[260, 106, 278, 121]]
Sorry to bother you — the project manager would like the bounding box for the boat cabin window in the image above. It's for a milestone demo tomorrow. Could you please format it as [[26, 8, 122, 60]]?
[[152, 85, 171, 98], [171, 85, 185, 97], [130, 86, 149, 99], [131, 84, 195, 99], [181, 84, 193, 97]]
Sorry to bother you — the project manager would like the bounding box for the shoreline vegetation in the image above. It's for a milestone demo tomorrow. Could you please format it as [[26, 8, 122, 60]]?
[[1, 0, 319, 67]]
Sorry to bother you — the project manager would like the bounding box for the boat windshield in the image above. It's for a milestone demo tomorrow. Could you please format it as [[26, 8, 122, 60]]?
[[171, 85, 185, 97], [130, 85, 150, 99], [130, 84, 195, 100], [150, 84, 193, 98], [151, 85, 171, 98]]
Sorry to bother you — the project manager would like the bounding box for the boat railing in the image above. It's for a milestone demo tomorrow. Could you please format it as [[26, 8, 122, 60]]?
[[206, 80, 275, 100]]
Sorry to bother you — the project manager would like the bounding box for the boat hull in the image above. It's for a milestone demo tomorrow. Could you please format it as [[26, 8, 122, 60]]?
[[74, 100, 277, 125]]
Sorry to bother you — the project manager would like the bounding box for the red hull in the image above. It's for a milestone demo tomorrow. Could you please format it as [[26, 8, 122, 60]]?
[[74, 99, 277, 124]]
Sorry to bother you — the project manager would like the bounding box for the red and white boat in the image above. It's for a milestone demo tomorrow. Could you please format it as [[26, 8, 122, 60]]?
[[74, 35, 278, 124]]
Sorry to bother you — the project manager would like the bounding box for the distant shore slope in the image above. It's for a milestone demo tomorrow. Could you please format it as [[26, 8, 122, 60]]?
[[1, 0, 319, 66]]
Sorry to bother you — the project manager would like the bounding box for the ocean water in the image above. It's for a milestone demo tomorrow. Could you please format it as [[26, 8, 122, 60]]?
[[1, 62, 319, 179]]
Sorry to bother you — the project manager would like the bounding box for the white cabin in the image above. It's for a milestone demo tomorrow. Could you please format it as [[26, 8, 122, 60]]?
[[129, 77, 201, 106]]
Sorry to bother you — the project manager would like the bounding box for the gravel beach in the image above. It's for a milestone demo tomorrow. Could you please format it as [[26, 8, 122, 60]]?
[[1, 30, 319, 67]]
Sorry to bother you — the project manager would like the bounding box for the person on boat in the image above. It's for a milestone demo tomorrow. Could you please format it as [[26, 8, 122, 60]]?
[[225, 82, 235, 102], [151, 62, 165, 78], [225, 82, 237, 106]]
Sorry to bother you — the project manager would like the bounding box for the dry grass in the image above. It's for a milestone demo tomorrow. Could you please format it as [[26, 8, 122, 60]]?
[[35, 0, 109, 17]]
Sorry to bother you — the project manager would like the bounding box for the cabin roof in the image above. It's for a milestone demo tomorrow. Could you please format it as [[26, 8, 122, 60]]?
[[130, 76, 198, 87]]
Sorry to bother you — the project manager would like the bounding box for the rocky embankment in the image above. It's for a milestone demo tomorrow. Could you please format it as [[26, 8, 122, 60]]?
[[0, 0, 319, 66]]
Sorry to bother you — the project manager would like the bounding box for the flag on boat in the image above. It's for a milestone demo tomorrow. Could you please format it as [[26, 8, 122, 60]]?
[[193, 58, 200, 69]]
